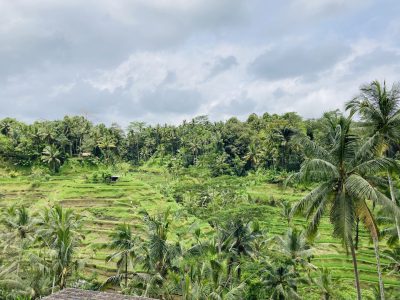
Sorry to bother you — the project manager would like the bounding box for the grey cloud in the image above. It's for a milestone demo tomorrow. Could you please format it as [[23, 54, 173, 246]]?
[[1, 0, 400, 125], [207, 56, 238, 79], [349, 48, 400, 74], [248, 41, 350, 80], [212, 94, 257, 115], [162, 71, 177, 85], [140, 87, 202, 114], [272, 88, 286, 99], [0, 73, 142, 124], [0, 1, 247, 79]]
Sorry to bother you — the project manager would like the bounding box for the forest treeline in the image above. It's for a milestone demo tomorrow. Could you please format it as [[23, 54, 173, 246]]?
[[1, 105, 325, 176], [1, 80, 400, 300]]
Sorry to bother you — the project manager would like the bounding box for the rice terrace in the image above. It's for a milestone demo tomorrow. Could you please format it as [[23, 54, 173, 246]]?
[[1, 1, 400, 299]]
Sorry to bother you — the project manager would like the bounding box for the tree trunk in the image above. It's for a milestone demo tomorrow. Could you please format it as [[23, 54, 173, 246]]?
[[52, 275, 56, 294], [355, 218, 360, 250], [125, 253, 128, 287], [350, 241, 362, 300], [373, 237, 385, 300], [387, 173, 400, 242]]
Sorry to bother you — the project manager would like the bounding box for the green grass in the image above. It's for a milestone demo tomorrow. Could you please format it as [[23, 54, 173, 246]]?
[[0, 166, 399, 289]]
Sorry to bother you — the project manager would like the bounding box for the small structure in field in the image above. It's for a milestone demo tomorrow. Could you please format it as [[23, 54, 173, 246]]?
[[81, 152, 92, 157], [110, 175, 119, 182], [42, 288, 155, 300]]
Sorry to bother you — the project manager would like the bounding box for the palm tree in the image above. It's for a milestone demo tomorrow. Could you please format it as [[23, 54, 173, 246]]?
[[382, 246, 400, 275], [139, 209, 181, 277], [1, 205, 34, 275], [106, 223, 136, 287], [218, 219, 261, 280], [346, 80, 400, 242], [98, 135, 116, 162], [280, 201, 293, 226], [275, 228, 313, 271], [262, 264, 301, 300], [289, 114, 399, 300], [2, 205, 33, 241], [0, 262, 29, 296], [346, 80, 400, 299], [36, 205, 82, 290], [41, 145, 61, 172], [244, 143, 259, 170], [313, 268, 335, 300]]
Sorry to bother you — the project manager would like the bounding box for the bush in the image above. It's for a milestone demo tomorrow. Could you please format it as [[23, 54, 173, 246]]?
[[89, 171, 113, 184], [9, 170, 19, 178]]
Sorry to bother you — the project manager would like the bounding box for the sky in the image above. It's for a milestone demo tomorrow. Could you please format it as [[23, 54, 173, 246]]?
[[1, 0, 400, 126]]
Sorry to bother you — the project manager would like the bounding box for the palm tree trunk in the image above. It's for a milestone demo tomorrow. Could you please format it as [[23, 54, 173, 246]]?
[[350, 241, 362, 300], [373, 237, 385, 300], [125, 253, 128, 287], [52, 275, 56, 294], [387, 173, 400, 242], [355, 218, 360, 250]]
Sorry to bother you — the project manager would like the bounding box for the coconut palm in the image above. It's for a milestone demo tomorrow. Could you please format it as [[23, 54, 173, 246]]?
[[2, 205, 34, 241], [106, 223, 137, 287], [41, 145, 61, 172], [97, 135, 116, 162], [280, 201, 293, 226], [219, 219, 261, 280], [1, 205, 35, 275], [289, 113, 399, 300], [382, 246, 400, 275], [138, 209, 181, 277], [346, 80, 400, 241], [244, 143, 259, 170], [262, 264, 301, 300], [346, 80, 400, 299], [0, 262, 29, 297], [275, 228, 313, 271], [313, 268, 335, 300], [36, 205, 82, 290]]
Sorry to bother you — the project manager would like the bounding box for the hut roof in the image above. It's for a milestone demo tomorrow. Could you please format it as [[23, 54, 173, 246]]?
[[42, 288, 155, 300]]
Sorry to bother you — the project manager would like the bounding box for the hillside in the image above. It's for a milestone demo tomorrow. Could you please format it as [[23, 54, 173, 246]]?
[[1, 163, 399, 298]]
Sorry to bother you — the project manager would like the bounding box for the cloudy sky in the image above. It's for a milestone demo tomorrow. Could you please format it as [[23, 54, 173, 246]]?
[[1, 0, 400, 125]]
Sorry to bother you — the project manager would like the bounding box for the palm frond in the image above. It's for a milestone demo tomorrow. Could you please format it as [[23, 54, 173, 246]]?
[[330, 189, 354, 250], [352, 157, 398, 175], [291, 182, 332, 217], [356, 200, 379, 239], [298, 159, 339, 182]]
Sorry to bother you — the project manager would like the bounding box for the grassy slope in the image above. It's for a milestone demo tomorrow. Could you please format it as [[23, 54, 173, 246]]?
[[0, 166, 399, 290]]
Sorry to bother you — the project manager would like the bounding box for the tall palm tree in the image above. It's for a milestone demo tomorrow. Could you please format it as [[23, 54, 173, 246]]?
[[346, 80, 400, 299], [222, 219, 261, 280], [36, 205, 82, 290], [346, 80, 400, 242], [98, 135, 116, 162], [41, 145, 61, 172], [289, 114, 399, 300], [139, 209, 181, 277], [106, 223, 136, 287], [244, 143, 259, 170]]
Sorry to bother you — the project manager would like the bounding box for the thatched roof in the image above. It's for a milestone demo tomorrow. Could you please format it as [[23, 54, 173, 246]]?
[[42, 288, 155, 300]]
